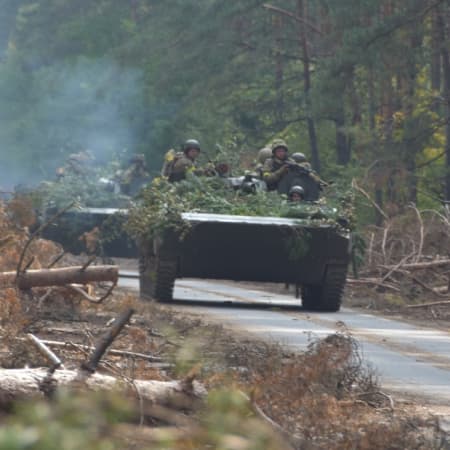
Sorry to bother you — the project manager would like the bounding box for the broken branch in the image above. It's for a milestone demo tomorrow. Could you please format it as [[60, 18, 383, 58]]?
[[17, 337, 165, 362], [16, 202, 76, 278], [81, 308, 134, 373], [27, 333, 64, 371], [67, 280, 117, 304], [262, 3, 323, 35]]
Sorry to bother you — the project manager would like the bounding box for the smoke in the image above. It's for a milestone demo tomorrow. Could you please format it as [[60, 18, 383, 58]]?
[[0, 0, 19, 60], [0, 56, 147, 190]]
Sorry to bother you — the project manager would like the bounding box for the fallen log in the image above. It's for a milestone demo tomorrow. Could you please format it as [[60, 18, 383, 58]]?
[[111, 424, 193, 444], [346, 278, 401, 292], [0, 368, 206, 409], [0, 265, 118, 290], [406, 300, 450, 308]]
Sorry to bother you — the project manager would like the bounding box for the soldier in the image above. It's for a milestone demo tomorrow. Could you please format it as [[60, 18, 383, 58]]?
[[56, 150, 94, 179], [288, 185, 305, 202], [290, 152, 327, 188], [291, 152, 307, 165], [262, 139, 296, 191], [118, 153, 150, 195], [254, 146, 272, 179], [165, 139, 215, 182]]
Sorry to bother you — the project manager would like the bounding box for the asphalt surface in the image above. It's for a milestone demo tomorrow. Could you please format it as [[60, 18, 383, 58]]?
[[119, 273, 450, 404]]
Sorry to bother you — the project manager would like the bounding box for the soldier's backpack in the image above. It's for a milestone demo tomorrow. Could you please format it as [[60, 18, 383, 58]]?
[[161, 149, 184, 178]]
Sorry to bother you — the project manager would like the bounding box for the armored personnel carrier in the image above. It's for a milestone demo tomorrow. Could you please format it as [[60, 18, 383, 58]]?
[[137, 174, 351, 312], [36, 157, 150, 258]]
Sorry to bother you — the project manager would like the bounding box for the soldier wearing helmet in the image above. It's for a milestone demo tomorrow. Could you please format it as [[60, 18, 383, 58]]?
[[261, 139, 296, 190], [291, 152, 314, 171], [118, 153, 150, 195], [287, 150, 327, 189], [167, 139, 214, 182], [291, 152, 307, 164], [55, 150, 94, 179], [288, 185, 305, 202], [254, 146, 272, 179]]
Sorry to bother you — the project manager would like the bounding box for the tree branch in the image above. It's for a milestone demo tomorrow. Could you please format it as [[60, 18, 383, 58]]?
[[262, 4, 323, 35]]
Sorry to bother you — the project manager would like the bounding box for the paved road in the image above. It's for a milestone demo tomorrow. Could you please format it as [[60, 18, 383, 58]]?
[[119, 274, 450, 404]]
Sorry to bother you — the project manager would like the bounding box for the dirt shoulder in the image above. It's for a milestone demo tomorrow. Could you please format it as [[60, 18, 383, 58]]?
[[1, 279, 449, 448]]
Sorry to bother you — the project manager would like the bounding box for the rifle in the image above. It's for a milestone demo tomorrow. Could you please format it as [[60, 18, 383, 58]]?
[[201, 148, 230, 176], [284, 161, 330, 188], [284, 161, 310, 173]]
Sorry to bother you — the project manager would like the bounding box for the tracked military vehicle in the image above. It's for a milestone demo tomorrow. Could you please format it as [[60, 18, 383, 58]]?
[[37, 159, 149, 258], [138, 172, 351, 312], [43, 207, 137, 257]]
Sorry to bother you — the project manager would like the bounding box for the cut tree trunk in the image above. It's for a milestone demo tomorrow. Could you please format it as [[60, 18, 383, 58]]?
[[0, 265, 118, 290], [0, 368, 206, 409]]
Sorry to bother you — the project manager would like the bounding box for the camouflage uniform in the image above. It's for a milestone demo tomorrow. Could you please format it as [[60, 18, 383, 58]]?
[[262, 139, 295, 190], [119, 154, 150, 195], [56, 150, 94, 179], [169, 153, 205, 182], [166, 139, 217, 182], [262, 155, 296, 190], [298, 162, 327, 187], [254, 147, 272, 179]]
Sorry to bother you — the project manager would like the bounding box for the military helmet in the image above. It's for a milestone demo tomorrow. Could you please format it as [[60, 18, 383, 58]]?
[[289, 185, 305, 198], [257, 147, 272, 164], [271, 139, 288, 154], [129, 153, 145, 164], [69, 150, 93, 162], [291, 152, 307, 163], [183, 139, 201, 153]]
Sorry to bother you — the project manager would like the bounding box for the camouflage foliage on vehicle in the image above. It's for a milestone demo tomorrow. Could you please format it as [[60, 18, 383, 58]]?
[[126, 175, 355, 243]]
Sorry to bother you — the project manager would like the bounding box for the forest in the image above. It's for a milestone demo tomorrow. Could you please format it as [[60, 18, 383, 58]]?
[[1, 0, 450, 224], [2, 3, 450, 448]]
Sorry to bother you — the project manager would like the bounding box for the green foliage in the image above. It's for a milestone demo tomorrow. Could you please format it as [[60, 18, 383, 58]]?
[[0, 391, 131, 450], [285, 229, 311, 261], [27, 154, 140, 213], [126, 175, 354, 243], [194, 388, 287, 450]]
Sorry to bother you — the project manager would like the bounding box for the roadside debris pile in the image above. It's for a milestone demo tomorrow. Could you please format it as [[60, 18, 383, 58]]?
[[348, 206, 450, 314], [1, 292, 446, 449]]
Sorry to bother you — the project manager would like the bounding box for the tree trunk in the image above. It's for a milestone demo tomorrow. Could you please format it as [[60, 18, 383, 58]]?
[[431, 7, 442, 93], [348, 79, 362, 159], [297, 0, 320, 173], [368, 67, 384, 225], [0, 265, 118, 290], [130, 0, 138, 23], [0, 368, 206, 409], [335, 102, 350, 165], [437, 7, 450, 201], [404, 29, 421, 205], [274, 14, 284, 122]]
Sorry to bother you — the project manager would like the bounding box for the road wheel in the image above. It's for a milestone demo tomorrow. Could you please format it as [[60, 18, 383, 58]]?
[[139, 253, 177, 302], [154, 258, 177, 302], [301, 265, 347, 312], [139, 251, 156, 300]]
